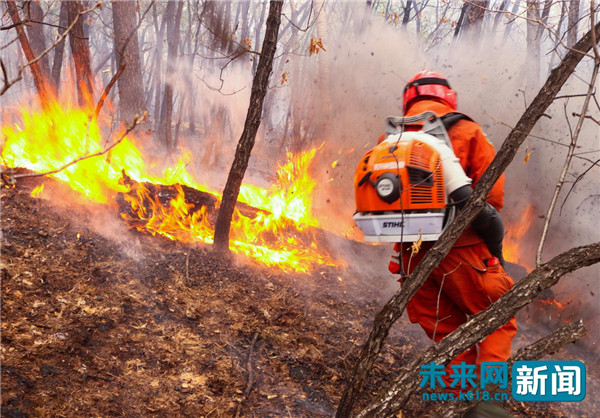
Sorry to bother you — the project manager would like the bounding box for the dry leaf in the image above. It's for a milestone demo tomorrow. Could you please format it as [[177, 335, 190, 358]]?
[[280, 71, 288, 85], [331, 160, 338, 168], [410, 229, 423, 255], [309, 37, 326, 57], [524, 150, 531, 163]]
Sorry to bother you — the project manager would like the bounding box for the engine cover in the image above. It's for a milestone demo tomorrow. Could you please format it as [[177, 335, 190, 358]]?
[[354, 131, 450, 242]]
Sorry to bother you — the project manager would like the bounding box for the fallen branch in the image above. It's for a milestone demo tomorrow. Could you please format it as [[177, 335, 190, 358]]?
[[436, 320, 587, 417], [358, 244, 599, 417], [1, 113, 145, 187], [336, 19, 600, 418]]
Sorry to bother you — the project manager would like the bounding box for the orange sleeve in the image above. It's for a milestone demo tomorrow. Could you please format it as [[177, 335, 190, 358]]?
[[450, 122, 505, 210]]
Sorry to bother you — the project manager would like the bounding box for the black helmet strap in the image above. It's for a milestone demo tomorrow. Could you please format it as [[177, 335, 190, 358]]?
[[404, 77, 451, 93]]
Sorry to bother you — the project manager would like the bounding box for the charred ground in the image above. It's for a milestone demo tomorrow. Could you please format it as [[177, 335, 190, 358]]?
[[0, 176, 593, 417]]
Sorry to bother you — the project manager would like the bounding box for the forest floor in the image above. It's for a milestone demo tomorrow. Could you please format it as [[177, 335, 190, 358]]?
[[1, 175, 597, 417]]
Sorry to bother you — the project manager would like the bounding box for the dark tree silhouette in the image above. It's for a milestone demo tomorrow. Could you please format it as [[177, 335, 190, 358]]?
[[111, 0, 147, 122], [66, 0, 93, 107], [213, 0, 283, 252]]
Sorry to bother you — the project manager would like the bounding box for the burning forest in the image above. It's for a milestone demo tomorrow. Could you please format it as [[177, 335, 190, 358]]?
[[2, 1, 600, 417]]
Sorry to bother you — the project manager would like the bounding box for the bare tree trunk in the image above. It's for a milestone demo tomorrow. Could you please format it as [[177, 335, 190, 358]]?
[[252, 1, 268, 75], [111, 0, 147, 122], [213, 0, 283, 252], [66, 0, 93, 107], [491, 0, 507, 33], [188, 1, 207, 135], [336, 19, 600, 418], [26, 1, 51, 77], [413, 0, 422, 34], [526, 0, 541, 89], [549, 0, 569, 70], [402, 0, 412, 26], [453, 2, 467, 37], [6, 0, 55, 107], [502, 0, 521, 41], [51, 2, 69, 90], [567, 0, 581, 47], [152, 2, 167, 129], [455, 0, 488, 39], [158, 0, 184, 152]]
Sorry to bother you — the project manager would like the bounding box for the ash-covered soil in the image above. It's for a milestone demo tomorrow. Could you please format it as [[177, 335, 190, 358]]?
[[1, 177, 595, 417]]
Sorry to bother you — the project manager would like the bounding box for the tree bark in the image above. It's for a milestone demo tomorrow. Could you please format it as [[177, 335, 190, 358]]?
[[567, 0, 580, 47], [336, 19, 600, 418], [66, 0, 93, 107], [158, 0, 184, 152], [6, 0, 55, 107], [402, 0, 413, 26], [212, 0, 283, 252], [51, 1, 69, 90], [456, 0, 488, 40], [26, 1, 51, 78], [152, 1, 167, 128], [111, 0, 147, 122], [526, 0, 541, 89]]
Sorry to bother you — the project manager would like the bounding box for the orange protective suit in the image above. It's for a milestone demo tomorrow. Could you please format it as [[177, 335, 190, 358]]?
[[393, 99, 517, 389]]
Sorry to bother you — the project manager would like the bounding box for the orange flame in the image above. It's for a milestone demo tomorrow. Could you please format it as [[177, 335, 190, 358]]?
[[31, 183, 45, 198], [537, 298, 565, 310], [503, 204, 535, 270], [1, 99, 338, 273]]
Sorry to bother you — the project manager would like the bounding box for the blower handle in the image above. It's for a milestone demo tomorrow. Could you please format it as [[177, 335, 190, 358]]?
[[385, 111, 453, 150]]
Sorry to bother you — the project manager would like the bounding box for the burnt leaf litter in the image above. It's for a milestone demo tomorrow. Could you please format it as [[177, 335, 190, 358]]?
[[1, 175, 594, 417]]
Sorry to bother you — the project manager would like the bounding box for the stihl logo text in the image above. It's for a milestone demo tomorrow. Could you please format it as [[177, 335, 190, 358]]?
[[383, 221, 404, 228]]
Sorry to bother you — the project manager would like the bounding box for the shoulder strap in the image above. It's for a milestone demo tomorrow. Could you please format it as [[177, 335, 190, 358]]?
[[440, 112, 474, 131]]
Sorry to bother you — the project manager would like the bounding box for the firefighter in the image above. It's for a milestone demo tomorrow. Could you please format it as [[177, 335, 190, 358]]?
[[390, 71, 517, 407]]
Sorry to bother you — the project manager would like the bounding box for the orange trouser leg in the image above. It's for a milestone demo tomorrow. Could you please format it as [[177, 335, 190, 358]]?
[[406, 273, 476, 390], [404, 242, 517, 386]]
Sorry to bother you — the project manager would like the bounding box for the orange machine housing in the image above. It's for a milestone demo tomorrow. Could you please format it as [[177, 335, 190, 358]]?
[[354, 136, 446, 213]]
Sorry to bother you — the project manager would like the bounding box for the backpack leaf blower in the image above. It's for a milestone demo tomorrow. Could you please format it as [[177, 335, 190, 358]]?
[[353, 111, 505, 265]]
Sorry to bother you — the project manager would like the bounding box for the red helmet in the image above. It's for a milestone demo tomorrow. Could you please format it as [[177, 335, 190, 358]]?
[[402, 71, 457, 112]]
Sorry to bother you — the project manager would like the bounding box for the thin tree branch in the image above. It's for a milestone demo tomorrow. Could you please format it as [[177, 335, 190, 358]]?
[[0, 2, 101, 96], [93, 64, 126, 122], [0, 18, 88, 39], [1, 114, 145, 187], [536, 48, 599, 266], [560, 158, 600, 214], [572, 112, 600, 126]]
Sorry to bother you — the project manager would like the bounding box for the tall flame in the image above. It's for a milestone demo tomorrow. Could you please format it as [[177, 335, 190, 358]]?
[[504, 204, 535, 270], [1, 99, 338, 273]]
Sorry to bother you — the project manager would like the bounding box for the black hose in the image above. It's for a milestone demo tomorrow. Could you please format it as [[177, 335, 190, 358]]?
[[449, 185, 506, 267]]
